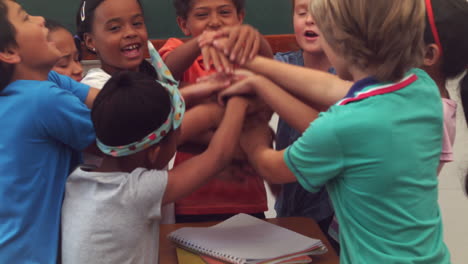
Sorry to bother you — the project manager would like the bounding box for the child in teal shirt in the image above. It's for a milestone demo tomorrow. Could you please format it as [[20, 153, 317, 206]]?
[[216, 0, 451, 262]]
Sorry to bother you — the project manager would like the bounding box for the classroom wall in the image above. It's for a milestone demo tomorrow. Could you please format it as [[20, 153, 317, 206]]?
[[18, 0, 294, 38]]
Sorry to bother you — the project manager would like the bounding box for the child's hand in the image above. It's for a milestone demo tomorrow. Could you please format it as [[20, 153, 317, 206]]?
[[199, 31, 234, 73], [217, 75, 259, 105], [212, 25, 261, 65], [201, 45, 233, 73], [180, 73, 233, 106]]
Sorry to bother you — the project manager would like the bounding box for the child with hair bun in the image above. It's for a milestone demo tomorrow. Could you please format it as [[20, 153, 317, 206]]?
[[61, 44, 251, 263]]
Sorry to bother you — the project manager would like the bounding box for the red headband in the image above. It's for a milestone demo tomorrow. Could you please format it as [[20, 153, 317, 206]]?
[[425, 0, 443, 56]]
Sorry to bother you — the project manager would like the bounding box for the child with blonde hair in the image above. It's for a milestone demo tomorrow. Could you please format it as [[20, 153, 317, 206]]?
[[273, 0, 337, 252], [218, 0, 451, 262]]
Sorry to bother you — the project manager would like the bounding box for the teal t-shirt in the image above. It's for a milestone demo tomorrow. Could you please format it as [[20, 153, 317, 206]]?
[[285, 69, 451, 263]]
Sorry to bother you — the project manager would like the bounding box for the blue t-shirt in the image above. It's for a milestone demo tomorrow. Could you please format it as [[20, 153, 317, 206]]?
[[273, 50, 334, 222], [0, 72, 95, 263], [285, 69, 450, 263]]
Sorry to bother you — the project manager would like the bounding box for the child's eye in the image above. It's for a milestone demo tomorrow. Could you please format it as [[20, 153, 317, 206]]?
[[133, 21, 144, 27], [296, 8, 308, 16], [109, 25, 121, 31], [195, 13, 208, 18], [219, 9, 233, 16]]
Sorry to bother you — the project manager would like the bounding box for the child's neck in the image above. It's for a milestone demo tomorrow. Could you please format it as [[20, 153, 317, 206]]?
[[95, 157, 139, 173], [12, 65, 50, 82], [302, 51, 331, 72], [431, 72, 450, 99], [101, 64, 139, 76]]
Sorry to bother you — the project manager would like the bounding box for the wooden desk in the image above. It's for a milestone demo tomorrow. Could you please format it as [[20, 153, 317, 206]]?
[[159, 217, 339, 264]]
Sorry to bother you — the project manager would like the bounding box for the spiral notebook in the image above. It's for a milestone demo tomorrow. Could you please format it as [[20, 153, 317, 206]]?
[[168, 213, 327, 264]]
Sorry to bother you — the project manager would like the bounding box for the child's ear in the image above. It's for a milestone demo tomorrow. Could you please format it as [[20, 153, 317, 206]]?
[[83, 33, 97, 53], [423, 44, 441, 67], [176, 17, 191, 36], [0, 46, 21, 65], [147, 145, 162, 166], [237, 9, 246, 24]]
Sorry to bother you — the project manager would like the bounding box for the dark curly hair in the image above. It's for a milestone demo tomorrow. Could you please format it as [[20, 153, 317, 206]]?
[[173, 0, 245, 19], [92, 71, 171, 147]]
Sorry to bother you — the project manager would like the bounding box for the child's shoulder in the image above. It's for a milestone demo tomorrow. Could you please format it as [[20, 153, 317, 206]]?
[[159, 38, 185, 55], [69, 167, 168, 182], [274, 50, 303, 65], [81, 68, 111, 89]]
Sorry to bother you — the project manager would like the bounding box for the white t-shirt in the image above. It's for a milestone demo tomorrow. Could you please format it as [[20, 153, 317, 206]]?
[[80, 67, 176, 224], [62, 167, 168, 264], [81, 68, 111, 89]]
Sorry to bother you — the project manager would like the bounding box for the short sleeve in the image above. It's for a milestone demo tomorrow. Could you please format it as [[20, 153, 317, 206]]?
[[284, 113, 344, 192], [80, 68, 111, 89], [440, 99, 457, 162], [158, 38, 184, 60], [274, 52, 288, 63], [48, 71, 90, 103], [38, 83, 95, 151], [128, 168, 168, 220]]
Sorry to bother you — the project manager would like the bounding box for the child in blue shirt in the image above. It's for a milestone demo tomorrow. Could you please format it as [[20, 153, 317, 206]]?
[[0, 1, 97, 263], [273, 0, 337, 253]]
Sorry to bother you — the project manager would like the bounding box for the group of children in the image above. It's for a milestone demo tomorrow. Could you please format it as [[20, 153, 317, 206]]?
[[0, 0, 467, 263]]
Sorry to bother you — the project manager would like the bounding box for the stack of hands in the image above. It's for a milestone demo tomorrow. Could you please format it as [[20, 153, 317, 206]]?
[[187, 25, 275, 155]]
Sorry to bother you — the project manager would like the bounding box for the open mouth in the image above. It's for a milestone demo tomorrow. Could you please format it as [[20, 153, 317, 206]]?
[[121, 43, 142, 58], [304, 31, 319, 38]]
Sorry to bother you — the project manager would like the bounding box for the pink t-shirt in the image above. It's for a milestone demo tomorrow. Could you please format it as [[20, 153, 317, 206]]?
[[438, 98, 457, 172]]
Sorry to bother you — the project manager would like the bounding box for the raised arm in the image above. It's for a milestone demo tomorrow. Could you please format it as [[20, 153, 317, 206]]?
[[239, 117, 296, 184], [243, 56, 351, 108], [177, 102, 224, 146], [162, 38, 201, 81], [220, 74, 319, 133], [163, 97, 248, 205]]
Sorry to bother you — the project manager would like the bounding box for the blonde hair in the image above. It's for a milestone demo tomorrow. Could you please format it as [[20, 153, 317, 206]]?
[[310, 0, 426, 82]]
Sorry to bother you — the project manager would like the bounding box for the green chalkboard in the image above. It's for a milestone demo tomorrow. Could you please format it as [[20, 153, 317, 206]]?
[[18, 0, 293, 39]]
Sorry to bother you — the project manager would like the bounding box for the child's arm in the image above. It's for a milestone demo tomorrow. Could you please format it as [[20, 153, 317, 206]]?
[[163, 32, 231, 80], [220, 74, 319, 133], [84, 87, 100, 109], [163, 38, 202, 81], [239, 116, 296, 184], [162, 97, 249, 205], [179, 75, 231, 108], [242, 56, 352, 108], [178, 102, 224, 146], [48, 71, 99, 109]]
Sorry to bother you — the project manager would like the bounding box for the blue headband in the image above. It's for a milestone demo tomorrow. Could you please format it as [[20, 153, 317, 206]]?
[[96, 41, 185, 157]]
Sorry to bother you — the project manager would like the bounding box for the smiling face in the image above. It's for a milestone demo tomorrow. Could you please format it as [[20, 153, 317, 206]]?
[[177, 0, 244, 37], [49, 28, 83, 81], [84, 0, 148, 75], [293, 0, 322, 54], [3, 0, 61, 75]]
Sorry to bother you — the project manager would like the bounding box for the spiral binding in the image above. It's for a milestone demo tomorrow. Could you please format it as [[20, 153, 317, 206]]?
[[170, 234, 244, 264]]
